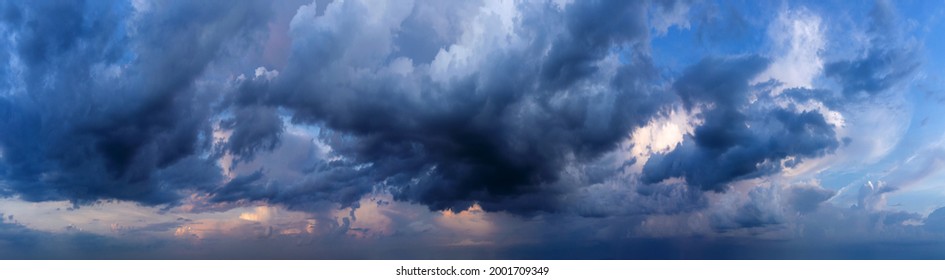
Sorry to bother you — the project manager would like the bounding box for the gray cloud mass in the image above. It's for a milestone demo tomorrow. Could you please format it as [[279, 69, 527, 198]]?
[[0, 0, 939, 259]]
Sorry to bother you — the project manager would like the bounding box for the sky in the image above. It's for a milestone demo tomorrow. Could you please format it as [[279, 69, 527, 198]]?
[[1, 0, 945, 259]]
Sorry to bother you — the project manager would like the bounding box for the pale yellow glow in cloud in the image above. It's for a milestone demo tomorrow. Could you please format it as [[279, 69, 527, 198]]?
[[436, 203, 494, 237], [239, 206, 275, 222], [172, 204, 314, 240], [329, 195, 499, 245], [622, 107, 698, 173]]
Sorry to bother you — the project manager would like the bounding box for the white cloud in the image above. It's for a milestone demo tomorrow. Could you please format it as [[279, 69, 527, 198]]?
[[753, 8, 825, 93], [290, 0, 415, 69], [622, 106, 699, 173], [430, 0, 522, 84], [253, 67, 279, 80]]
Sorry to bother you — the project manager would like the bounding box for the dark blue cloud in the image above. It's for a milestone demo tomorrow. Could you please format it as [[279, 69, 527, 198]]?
[[540, 1, 649, 89], [0, 1, 940, 262], [0, 0, 912, 220], [220, 106, 284, 161], [0, 0, 271, 205], [211, 0, 675, 214], [642, 56, 841, 191], [0, 0, 850, 218]]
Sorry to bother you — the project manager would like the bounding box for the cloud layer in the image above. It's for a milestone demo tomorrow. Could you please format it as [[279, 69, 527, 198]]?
[[0, 0, 943, 259]]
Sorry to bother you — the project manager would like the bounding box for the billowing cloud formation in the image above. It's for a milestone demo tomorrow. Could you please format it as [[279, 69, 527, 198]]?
[[1, 0, 943, 260], [216, 0, 676, 213], [0, 0, 272, 205], [642, 56, 840, 191], [0, 0, 697, 215]]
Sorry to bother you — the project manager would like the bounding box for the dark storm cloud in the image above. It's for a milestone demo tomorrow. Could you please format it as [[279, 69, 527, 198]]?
[[211, 155, 376, 211], [0, 0, 912, 224], [211, 0, 672, 214], [540, 1, 649, 89], [220, 106, 284, 160], [0, 0, 843, 218], [824, 0, 919, 97], [0, 0, 271, 205], [642, 56, 841, 191], [0, 0, 852, 217]]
